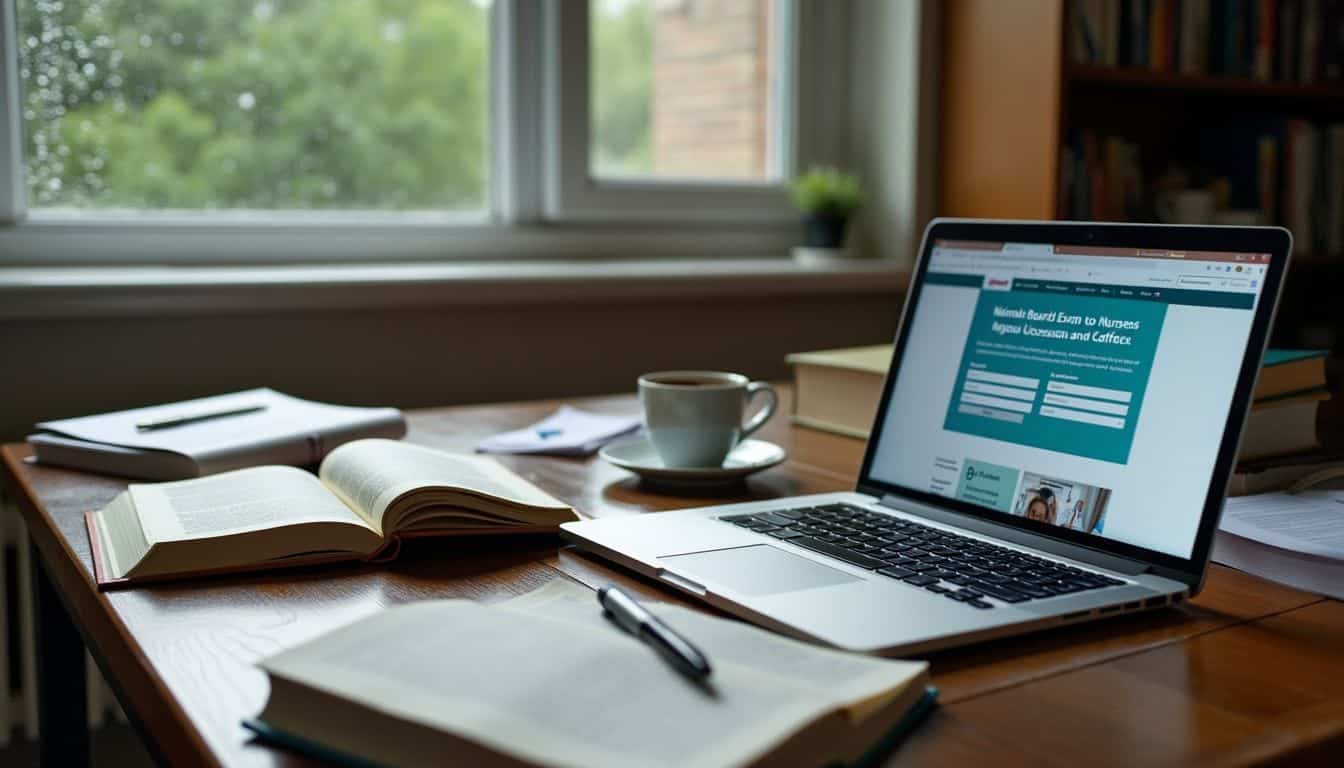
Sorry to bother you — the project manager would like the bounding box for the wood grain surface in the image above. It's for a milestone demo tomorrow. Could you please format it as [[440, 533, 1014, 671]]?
[[4, 387, 1341, 767]]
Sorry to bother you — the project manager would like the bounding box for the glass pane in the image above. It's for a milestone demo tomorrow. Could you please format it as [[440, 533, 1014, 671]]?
[[17, 0, 490, 211], [591, 0, 776, 180]]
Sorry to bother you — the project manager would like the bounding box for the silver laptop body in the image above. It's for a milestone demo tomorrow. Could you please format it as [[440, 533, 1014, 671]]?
[[563, 220, 1292, 656]]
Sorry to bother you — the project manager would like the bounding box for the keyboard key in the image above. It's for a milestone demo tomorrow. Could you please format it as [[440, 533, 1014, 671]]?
[[902, 575, 939, 587], [971, 581, 1029, 603], [752, 512, 800, 527], [774, 508, 807, 520], [766, 528, 805, 540], [926, 585, 951, 594], [877, 566, 915, 579], [791, 537, 888, 570], [720, 514, 754, 523], [967, 599, 994, 609]]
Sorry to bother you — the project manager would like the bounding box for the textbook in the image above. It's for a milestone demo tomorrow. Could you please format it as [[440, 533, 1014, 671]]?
[[1254, 349, 1329, 400], [30, 388, 407, 481], [246, 580, 936, 768], [85, 439, 577, 589], [785, 344, 892, 439]]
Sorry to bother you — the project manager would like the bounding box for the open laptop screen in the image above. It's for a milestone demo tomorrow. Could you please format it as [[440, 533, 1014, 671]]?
[[866, 237, 1275, 560]]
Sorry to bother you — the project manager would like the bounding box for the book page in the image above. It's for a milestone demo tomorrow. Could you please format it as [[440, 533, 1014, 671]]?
[[317, 439, 568, 531], [261, 583, 925, 768], [500, 580, 924, 721], [132, 465, 373, 544]]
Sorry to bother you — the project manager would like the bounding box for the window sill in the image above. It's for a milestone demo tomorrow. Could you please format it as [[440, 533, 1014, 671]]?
[[0, 258, 911, 319]]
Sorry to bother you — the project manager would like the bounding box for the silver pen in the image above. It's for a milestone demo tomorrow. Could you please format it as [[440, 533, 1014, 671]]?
[[135, 404, 268, 431]]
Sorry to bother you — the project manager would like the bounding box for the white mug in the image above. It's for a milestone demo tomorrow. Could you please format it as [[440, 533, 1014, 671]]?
[[1157, 189, 1217, 224], [638, 371, 778, 468]]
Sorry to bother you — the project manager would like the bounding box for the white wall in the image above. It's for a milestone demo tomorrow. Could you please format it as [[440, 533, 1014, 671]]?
[[847, 0, 941, 263]]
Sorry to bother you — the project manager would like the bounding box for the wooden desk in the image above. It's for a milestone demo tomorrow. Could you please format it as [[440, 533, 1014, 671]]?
[[4, 390, 1343, 767]]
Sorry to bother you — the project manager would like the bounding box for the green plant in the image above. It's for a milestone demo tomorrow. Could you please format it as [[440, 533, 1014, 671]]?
[[791, 166, 862, 218]]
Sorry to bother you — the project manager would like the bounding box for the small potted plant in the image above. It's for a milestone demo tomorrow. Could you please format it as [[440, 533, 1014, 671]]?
[[790, 166, 862, 264]]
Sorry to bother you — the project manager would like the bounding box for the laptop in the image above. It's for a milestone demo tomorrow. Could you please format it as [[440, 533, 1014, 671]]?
[[562, 219, 1292, 656]]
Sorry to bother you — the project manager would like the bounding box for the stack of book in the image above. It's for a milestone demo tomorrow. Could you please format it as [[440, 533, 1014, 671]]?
[[786, 345, 1337, 495], [1071, 0, 1344, 83], [1231, 348, 1339, 494]]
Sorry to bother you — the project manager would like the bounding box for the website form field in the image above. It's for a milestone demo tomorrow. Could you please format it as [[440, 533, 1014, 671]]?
[[1041, 393, 1130, 416], [1039, 404, 1127, 429], [1045, 380, 1133, 403], [964, 369, 1040, 389], [960, 391, 1035, 414], [963, 380, 1039, 401]]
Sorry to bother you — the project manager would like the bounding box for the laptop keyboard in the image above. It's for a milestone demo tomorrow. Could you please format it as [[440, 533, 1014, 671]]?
[[718, 503, 1126, 610]]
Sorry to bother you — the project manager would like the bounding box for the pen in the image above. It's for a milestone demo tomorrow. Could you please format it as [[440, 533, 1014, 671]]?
[[135, 404, 268, 431], [597, 584, 712, 681]]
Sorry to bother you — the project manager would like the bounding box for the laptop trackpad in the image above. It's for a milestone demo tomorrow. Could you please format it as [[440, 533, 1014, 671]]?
[[659, 545, 861, 596]]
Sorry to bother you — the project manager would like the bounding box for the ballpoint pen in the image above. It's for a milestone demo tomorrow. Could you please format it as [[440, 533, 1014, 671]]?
[[135, 404, 268, 431], [597, 584, 713, 681]]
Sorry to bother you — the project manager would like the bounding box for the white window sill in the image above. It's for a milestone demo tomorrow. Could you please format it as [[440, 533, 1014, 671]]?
[[0, 258, 910, 319]]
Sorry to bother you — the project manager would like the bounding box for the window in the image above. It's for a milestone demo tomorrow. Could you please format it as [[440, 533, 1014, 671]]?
[[17, 0, 490, 212], [0, 0, 847, 260], [591, 0, 781, 181]]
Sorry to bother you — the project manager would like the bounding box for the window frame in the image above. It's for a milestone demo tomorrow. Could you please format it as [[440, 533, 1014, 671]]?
[[0, 0, 849, 265], [544, 0, 803, 223]]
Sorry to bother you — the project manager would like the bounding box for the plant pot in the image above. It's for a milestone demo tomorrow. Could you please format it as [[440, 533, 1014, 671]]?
[[803, 213, 849, 249]]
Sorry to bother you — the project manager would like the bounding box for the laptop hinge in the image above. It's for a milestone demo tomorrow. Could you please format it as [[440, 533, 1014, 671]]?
[[878, 494, 1153, 576]]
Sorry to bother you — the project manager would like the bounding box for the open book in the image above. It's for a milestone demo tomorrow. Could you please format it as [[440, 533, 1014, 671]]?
[[246, 580, 935, 768], [85, 439, 577, 589]]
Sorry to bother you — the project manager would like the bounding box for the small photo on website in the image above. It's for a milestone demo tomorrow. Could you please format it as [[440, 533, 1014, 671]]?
[[1011, 472, 1110, 534]]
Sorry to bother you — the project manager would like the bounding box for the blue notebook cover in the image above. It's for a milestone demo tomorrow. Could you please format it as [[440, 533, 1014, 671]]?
[[243, 686, 940, 768]]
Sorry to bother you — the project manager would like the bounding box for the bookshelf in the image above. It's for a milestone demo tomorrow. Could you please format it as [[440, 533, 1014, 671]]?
[[940, 0, 1342, 349]]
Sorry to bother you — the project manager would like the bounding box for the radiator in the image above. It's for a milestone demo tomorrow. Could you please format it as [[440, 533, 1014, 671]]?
[[2, 493, 126, 746]]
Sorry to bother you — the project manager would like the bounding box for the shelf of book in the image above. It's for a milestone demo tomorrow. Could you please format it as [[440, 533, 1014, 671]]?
[[1067, 64, 1344, 103]]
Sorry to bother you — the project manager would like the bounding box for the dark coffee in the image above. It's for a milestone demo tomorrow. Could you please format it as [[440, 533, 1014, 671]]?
[[655, 378, 719, 387]]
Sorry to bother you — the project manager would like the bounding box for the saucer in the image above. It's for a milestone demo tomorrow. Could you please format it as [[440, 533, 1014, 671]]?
[[599, 436, 787, 489]]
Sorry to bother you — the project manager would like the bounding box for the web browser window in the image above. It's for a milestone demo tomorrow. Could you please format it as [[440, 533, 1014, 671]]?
[[870, 240, 1272, 559]]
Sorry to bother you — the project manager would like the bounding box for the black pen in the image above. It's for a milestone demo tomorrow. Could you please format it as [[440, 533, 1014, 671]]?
[[135, 404, 268, 431], [597, 585, 713, 681]]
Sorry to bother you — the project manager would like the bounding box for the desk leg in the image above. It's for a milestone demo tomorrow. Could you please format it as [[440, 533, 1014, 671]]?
[[32, 541, 90, 768]]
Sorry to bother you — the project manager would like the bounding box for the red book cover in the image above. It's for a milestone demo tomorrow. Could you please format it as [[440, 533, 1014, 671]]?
[[1257, 0, 1279, 80]]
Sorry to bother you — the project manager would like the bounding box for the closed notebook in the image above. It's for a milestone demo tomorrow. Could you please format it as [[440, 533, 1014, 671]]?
[[30, 388, 407, 480], [245, 580, 935, 768], [86, 439, 577, 589]]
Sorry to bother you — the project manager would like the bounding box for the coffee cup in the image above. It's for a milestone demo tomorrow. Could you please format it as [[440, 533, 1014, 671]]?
[[638, 371, 778, 468], [1156, 189, 1217, 224]]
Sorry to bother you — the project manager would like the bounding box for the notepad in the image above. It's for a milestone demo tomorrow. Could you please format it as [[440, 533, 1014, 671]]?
[[246, 580, 934, 768]]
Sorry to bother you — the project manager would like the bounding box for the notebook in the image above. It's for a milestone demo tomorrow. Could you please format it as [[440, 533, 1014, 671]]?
[[30, 388, 407, 480], [245, 580, 936, 768], [86, 439, 577, 589]]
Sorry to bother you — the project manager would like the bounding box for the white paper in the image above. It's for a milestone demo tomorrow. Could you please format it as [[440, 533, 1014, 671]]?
[[1219, 491, 1344, 560], [475, 406, 641, 456], [1213, 491, 1344, 599]]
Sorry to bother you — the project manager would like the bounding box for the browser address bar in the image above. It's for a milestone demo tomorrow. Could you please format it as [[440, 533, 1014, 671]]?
[[931, 251, 1154, 269]]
